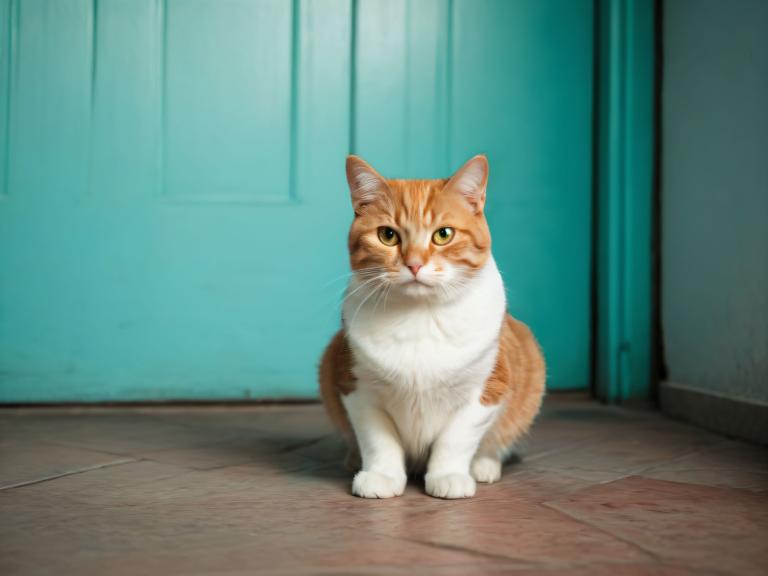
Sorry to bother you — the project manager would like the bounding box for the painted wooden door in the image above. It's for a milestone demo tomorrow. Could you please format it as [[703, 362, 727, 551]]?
[[0, 0, 593, 402]]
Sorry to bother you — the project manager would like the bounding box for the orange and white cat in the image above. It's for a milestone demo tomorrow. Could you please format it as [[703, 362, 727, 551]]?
[[319, 155, 545, 499]]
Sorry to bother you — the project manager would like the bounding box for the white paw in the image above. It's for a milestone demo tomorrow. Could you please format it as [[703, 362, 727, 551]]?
[[425, 473, 476, 499], [351, 471, 406, 499], [471, 456, 502, 483]]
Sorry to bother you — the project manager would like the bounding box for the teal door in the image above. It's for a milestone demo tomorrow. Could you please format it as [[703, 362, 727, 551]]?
[[0, 0, 593, 402]]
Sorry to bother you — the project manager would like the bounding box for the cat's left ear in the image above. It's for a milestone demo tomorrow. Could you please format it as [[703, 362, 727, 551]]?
[[445, 155, 489, 213]]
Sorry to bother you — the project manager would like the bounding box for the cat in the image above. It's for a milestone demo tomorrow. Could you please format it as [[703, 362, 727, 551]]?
[[319, 154, 545, 499]]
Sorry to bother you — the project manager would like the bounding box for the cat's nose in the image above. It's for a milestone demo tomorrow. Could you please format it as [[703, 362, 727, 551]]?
[[408, 264, 422, 277]]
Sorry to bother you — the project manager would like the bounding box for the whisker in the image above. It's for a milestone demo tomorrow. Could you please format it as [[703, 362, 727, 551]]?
[[319, 270, 355, 289], [370, 279, 390, 317], [382, 283, 392, 313], [341, 273, 388, 304], [348, 280, 386, 327]]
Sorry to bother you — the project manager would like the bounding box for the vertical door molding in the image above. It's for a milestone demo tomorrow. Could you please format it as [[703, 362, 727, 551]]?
[[0, 0, 14, 199], [594, 0, 655, 402]]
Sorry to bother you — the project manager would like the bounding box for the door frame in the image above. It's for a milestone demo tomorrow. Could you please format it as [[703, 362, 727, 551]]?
[[593, 0, 656, 403]]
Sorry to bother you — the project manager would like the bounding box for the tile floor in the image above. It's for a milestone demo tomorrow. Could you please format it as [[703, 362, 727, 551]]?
[[1, 394, 766, 575]]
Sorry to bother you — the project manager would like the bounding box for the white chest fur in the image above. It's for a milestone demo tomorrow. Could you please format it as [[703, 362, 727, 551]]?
[[343, 258, 507, 460]]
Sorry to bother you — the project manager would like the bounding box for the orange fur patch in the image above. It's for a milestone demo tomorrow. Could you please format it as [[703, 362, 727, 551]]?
[[318, 330, 355, 436], [481, 315, 546, 450]]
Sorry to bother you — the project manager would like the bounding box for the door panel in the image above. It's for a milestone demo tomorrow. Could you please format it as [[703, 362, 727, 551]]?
[[0, 0, 352, 401], [0, 0, 591, 401], [355, 0, 452, 176], [164, 0, 294, 201]]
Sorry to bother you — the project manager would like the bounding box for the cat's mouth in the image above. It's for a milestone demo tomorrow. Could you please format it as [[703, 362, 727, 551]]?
[[402, 275, 436, 288], [407, 277, 429, 285], [398, 278, 437, 297]]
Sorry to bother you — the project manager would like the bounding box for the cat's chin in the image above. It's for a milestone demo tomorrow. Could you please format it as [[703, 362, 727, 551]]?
[[396, 280, 442, 300]]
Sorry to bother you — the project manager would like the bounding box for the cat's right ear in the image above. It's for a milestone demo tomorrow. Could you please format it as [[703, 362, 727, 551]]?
[[346, 155, 388, 215], [444, 155, 489, 214]]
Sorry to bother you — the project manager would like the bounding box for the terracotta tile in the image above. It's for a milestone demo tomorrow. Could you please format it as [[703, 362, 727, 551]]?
[[400, 565, 717, 576], [539, 399, 655, 424], [641, 440, 768, 492], [0, 440, 133, 490], [0, 416, 41, 444], [483, 467, 596, 503], [2, 535, 495, 576], [155, 404, 333, 437], [2, 412, 240, 456], [524, 420, 722, 483], [289, 433, 347, 464], [1, 398, 765, 575], [137, 432, 329, 471], [4, 460, 345, 511], [0, 460, 189, 504], [546, 476, 768, 576], [0, 461, 614, 574], [518, 403, 713, 470], [0, 485, 493, 575], [513, 418, 604, 462], [366, 495, 651, 567], [130, 405, 335, 471]]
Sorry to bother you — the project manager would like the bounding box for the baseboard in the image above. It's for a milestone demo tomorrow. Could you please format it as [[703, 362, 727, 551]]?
[[660, 381, 768, 445]]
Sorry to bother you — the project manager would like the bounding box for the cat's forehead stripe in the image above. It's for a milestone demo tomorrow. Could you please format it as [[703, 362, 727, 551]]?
[[389, 179, 443, 226]]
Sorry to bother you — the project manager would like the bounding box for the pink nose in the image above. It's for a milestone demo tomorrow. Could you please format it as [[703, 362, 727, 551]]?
[[408, 264, 422, 277]]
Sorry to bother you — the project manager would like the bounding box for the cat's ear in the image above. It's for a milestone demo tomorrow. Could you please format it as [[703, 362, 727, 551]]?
[[445, 155, 489, 213], [346, 155, 389, 214]]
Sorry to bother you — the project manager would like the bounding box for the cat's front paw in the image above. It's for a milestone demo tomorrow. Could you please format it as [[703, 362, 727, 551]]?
[[425, 473, 476, 499], [352, 471, 406, 499], [471, 456, 502, 483]]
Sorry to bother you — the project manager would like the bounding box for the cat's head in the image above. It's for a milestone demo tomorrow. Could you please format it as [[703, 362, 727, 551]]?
[[346, 155, 492, 300]]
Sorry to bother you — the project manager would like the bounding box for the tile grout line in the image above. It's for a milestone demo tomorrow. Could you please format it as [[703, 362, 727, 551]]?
[[403, 536, 538, 566], [517, 430, 607, 464], [0, 457, 138, 492], [590, 438, 738, 485], [44, 439, 148, 459], [627, 439, 732, 478], [541, 500, 664, 565]]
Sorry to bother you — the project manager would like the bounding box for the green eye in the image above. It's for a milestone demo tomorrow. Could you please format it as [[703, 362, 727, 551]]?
[[432, 227, 455, 246], [377, 226, 400, 246]]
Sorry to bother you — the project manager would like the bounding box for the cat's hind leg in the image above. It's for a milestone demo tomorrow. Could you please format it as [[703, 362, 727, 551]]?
[[471, 439, 503, 484]]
